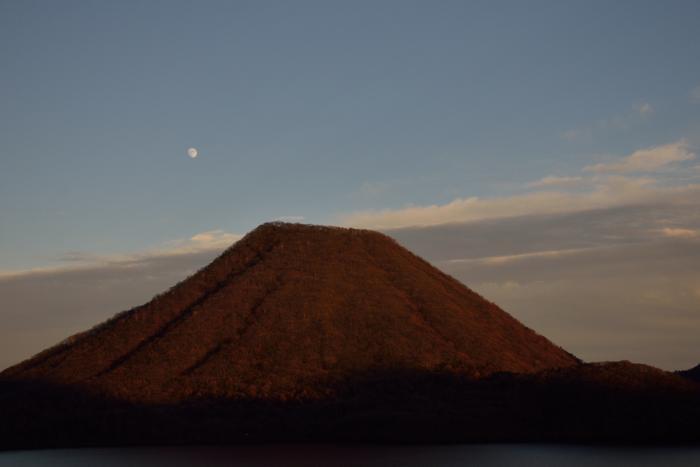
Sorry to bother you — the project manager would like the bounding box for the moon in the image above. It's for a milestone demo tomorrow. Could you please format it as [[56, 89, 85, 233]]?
[[187, 147, 198, 159]]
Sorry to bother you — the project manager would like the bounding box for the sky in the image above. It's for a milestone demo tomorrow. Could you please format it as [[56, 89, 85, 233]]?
[[1, 1, 700, 371]]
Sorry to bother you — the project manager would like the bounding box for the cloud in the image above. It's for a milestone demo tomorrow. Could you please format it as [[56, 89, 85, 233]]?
[[637, 102, 653, 116], [340, 174, 696, 229], [274, 216, 306, 223], [0, 229, 242, 280], [584, 140, 695, 173], [526, 176, 583, 188], [336, 136, 700, 370], [388, 203, 700, 370], [386, 203, 700, 261], [0, 248, 223, 371], [339, 140, 700, 230], [445, 247, 594, 266], [660, 227, 698, 238], [3, 193, 700, 372], [562, 102, 654, 141], [174, 230, 242, 252], [0, 228, 244, 370]]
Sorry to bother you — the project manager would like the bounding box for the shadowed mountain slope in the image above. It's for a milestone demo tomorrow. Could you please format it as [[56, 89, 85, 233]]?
[[1, 362, 698, 450], [1, 223, 577, 402], [679, 364, 700, 382]]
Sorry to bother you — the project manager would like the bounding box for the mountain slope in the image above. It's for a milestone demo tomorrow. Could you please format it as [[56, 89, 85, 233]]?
[[1, 223, 577, 402], [678, 364, 700, 382]]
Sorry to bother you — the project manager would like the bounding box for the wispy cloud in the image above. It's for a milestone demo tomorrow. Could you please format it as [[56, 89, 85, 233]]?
[[584, 140, 695, 173], [389, 203, 700, 370], [637, 102, 653, 116], [660, 227, 698, 239], [0, 248, 226, 371], [526, 176, 584, 188], [443, 247, 595, 266], [340, 140, 697, 230], [340, 175, 694, 229], [562, 102, 654, 141], [274, 216, 306, 223], [0, 228, 244, 369], [169, 230, 242, 253], [0, 229, 242, 280]]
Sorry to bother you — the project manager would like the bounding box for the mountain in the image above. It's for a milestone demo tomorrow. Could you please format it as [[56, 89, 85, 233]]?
[[1, 222, 578, 403], [679, 364, 700, 382], [1, 223, 698, 449]]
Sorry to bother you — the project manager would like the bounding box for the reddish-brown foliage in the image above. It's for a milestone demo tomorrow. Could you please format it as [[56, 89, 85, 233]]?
[[2, 222, 578, 403]]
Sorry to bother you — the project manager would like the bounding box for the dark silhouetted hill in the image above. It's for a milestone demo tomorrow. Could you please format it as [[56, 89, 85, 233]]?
[[678, 364, 700, 382]]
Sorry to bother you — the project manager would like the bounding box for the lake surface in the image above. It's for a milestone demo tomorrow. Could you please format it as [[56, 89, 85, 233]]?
[[2, 445, 700, 467]]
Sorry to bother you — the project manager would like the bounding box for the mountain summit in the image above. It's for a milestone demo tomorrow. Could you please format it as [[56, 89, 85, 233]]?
[[3, 222, 577, 402]]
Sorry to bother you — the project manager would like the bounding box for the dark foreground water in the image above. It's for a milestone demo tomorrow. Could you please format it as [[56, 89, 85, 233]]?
[[2, 445, 700, 467]]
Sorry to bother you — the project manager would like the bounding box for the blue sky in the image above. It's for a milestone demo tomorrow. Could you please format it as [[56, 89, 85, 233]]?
[[2, 0, 700, 269]]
